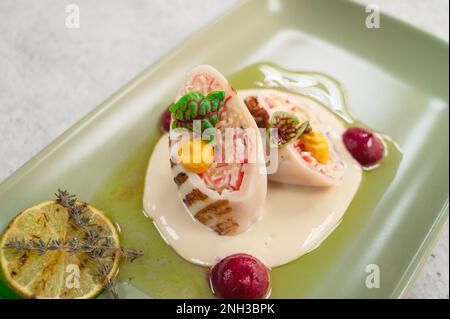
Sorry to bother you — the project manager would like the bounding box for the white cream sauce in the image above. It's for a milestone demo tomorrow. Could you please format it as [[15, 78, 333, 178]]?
[[143, 93, 362, 268]]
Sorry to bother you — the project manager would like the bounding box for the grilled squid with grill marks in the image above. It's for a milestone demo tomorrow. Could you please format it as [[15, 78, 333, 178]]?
[[168, 65, 267, 235], [239, 89, 345, 187]]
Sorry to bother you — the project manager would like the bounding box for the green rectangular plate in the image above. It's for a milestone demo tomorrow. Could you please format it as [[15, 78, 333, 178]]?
[[0, 0, 448, 298]]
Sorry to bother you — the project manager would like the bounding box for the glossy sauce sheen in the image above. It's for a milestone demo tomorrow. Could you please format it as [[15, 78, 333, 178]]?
[[143, 92, 362, 267]]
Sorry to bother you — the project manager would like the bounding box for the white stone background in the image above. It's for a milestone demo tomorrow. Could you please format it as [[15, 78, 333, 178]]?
[[0, 0, 448, 298]]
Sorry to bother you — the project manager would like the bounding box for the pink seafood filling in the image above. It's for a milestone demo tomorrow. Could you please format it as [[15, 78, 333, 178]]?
[[183, 73, 224, 96], [184, 72, 252, 194], [200, 163, 245, 194], [293, 141, 343, 178]]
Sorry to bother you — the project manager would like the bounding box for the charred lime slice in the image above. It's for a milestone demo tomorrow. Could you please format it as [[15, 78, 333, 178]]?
[[0, 200, 120, 299]]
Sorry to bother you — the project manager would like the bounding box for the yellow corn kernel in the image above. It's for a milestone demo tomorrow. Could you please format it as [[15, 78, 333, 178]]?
[[299, 131, 329, 164], [178, 138, 214, 173]]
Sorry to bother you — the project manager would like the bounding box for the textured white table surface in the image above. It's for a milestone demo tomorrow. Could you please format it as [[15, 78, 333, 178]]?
[[0, 0, 448, 298]]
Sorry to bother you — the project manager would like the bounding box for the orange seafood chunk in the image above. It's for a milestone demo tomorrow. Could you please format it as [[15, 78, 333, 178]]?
[[299, 131, 329, 164]]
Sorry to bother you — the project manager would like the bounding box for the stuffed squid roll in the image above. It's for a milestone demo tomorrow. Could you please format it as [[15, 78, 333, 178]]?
[[239, 89, 345, 187], [168, 66, 267, 235]]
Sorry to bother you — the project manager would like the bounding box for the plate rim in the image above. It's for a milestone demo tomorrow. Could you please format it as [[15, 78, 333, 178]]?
[[0, 0, 448, 299]]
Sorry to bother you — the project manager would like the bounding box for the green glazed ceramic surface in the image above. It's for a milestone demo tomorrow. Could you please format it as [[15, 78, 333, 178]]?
[[0, 0, 448, 298]]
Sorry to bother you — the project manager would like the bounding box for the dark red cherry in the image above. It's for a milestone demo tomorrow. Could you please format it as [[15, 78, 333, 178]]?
[[209, 253, 270, 299], [343, 127, 384, 166], [160, 108, 171, 132]]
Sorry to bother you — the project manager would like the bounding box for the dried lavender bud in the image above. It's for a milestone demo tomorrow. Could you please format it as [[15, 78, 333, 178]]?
[[119, 247, 144, 262], [88, 247, 107, 261], [65, 237, 80, 254], [3, 238, 27, 254], [84, 228, 101, 245], [46, 239, 62, 251], [102, 237, 115, 248], [28, 239, 48, 256], [55, 189, 77, 208]]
